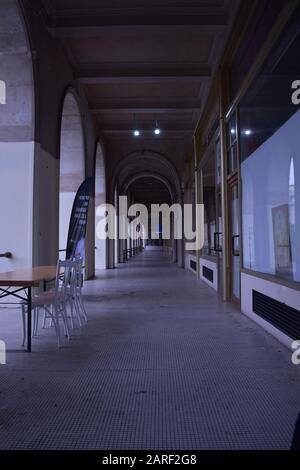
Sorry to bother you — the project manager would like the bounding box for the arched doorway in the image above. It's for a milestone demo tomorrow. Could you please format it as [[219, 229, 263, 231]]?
[[59, 91, 85, 257], [0, 0, 35, 270], [95, 141, 107, 269]]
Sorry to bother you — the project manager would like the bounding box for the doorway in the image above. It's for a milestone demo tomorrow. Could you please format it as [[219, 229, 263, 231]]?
[[59, 91, 85, 259]]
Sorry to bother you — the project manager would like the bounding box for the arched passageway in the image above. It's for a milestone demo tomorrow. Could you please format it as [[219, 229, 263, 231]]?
[[126, 175, 174, 255], [59, 91, 85, 257], [0, 0, 34, 270], [110, 150, 183, 268]]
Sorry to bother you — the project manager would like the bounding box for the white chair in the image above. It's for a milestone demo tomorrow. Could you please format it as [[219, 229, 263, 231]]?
[[21, 260, 73, 347], [73, 257, 88, 324], [43, 258, 85, 330]]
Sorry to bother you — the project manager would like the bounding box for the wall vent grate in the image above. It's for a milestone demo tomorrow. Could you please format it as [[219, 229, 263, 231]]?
[[202, 266, 213, 283], [253, 290, 300, 340], [190, 260, 197, 272]]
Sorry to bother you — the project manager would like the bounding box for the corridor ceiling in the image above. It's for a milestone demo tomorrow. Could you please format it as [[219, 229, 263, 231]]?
[[42, 0, 239, 175], [129, 176, 172, 208]]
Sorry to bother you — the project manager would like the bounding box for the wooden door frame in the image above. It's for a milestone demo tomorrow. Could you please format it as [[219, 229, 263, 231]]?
[[227, 172, 241, 306]]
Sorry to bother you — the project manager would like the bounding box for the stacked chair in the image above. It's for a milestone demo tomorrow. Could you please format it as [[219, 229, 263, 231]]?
[[21, 258, 87, 348]]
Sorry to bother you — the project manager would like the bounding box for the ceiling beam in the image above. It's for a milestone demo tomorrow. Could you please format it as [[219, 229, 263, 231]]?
[[100, 124, 193, 135], [241, 105, 294, 112], [75, 65, 211, 83], [90, 101, 202, 113], [50, 14, 228, 35]]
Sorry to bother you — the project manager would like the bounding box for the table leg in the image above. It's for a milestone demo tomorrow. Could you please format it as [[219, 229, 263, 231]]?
[[27, 287, 32, 352]]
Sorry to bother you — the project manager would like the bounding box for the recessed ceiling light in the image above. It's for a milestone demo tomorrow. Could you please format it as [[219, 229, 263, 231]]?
[[154, 118, 161, 136], [133, 129, 140, 137]]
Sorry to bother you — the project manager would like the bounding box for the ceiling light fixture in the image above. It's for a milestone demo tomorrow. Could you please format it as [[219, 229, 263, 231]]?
[[154, 119, 161, 136], [132, 114, 140, 137], [244, 129, 252, 136]]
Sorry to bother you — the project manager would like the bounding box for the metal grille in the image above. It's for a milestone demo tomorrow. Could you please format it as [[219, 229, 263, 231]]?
[[253, 290, 300, 339], [202, 266, 214, 283], [190, 260, 197, 272]]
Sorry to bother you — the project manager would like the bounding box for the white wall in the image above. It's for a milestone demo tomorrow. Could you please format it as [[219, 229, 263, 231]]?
[[59, 192, 75, 253], [95, 237, 107, 268], [0, 141, 34, 271]]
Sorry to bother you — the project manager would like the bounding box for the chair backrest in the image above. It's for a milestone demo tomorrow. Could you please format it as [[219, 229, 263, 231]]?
[[54, 259, 73, 300], [73, 257, 84, 289]]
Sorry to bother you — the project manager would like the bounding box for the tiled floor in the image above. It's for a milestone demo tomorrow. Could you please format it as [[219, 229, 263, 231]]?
[[0, 249, 300, 449]]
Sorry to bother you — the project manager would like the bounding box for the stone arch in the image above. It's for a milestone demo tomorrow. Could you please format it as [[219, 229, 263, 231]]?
[[59, 88, 85, 254], [110, 150, 182, 203], [122, 171, 175, 203]]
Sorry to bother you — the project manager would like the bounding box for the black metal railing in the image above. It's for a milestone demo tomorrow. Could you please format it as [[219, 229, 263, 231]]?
[[122, 245, 143, 261]]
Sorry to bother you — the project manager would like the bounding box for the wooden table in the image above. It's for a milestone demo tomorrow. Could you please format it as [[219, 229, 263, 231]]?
[[0, 266, 56, 352]]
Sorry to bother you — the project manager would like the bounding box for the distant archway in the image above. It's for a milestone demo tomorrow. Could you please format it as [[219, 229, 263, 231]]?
[[109, 150, 183, 267], [123, 171, 175, 203], [59, 90, 85, 256], [126, 174, 174, 249], [95, 141, 107, 269], [111, 150, 181, 203]]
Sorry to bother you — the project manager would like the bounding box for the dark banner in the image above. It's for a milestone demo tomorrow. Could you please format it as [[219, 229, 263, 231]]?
[[66, 177, 93, 260]]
